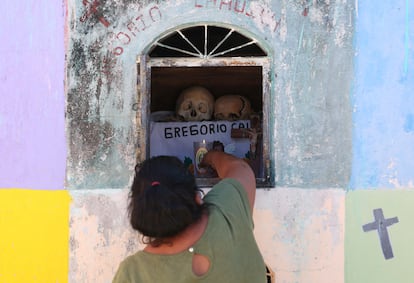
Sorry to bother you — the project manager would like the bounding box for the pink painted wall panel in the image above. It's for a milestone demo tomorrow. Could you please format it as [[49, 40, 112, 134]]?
[[0, 0, 66, 189]]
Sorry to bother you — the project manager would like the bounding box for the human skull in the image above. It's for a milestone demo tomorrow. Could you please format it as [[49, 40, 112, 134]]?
[[175, 86, 215, 121], [214, 95, 252, 121]]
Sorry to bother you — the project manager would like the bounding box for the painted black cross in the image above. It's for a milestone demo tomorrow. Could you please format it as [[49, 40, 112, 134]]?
[[362, 208, 399, 260]]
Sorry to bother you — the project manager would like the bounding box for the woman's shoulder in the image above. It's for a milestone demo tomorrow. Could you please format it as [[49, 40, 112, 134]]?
[[206, 178, 249, 203]]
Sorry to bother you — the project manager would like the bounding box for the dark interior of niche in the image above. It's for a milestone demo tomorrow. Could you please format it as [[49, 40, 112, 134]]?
[[150, 66, 263, 113]]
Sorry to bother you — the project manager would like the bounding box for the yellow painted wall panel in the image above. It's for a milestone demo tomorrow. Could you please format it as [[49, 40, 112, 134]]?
[[0, 189, 71, 283]]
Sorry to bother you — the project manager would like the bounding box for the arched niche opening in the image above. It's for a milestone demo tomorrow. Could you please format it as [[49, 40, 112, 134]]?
[[136, 24, 274, 187]]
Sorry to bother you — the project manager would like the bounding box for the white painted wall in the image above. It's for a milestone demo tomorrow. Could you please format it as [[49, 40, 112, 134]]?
[[69, 188, 345, 283]]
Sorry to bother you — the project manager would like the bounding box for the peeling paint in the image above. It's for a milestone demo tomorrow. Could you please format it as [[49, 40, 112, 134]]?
[[254, 188, 345, 283], [65, 0, 354, 189], [69, 189, 143, 283]]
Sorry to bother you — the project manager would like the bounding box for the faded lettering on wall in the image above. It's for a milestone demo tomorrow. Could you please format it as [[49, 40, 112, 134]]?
[[76, 1, 280, 78]]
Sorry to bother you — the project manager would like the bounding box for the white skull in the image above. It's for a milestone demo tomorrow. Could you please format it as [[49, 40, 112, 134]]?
[[176, 86, 215, 121], [214, 95, 252, 121]]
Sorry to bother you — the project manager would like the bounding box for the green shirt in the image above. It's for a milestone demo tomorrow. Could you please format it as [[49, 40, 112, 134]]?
[[112, 178, 266, 283]]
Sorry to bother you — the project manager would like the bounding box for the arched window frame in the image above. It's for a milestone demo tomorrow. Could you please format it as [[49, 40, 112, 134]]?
[[136, 24, 274, 187]]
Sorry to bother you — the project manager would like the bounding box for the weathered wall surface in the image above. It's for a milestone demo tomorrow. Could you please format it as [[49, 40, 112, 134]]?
[[69, 189, 140, 283], [69, 188, 345, 283], [1, 0, 413, 283], [65, 0, 354, 189]]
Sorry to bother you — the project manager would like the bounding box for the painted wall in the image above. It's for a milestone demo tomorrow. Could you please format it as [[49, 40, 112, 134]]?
[[350, 0, 414, 189], [0, 0, 66, 190], [0, 1, 413, 283], [345, 1, 414, 282], [65, 0, 354, 189], [0, 0, 70, 282]]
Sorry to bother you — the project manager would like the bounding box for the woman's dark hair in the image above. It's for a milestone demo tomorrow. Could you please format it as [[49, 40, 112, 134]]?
[[128, 155, 205, 247]]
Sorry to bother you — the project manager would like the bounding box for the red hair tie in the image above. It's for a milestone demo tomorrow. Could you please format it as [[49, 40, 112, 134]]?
[[151, 181, 160, 187]]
